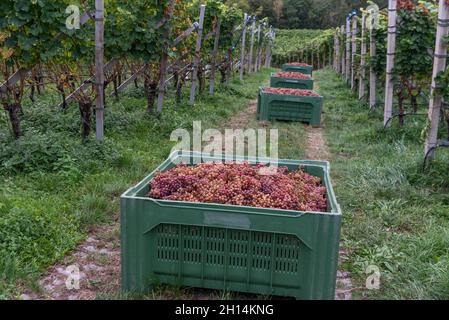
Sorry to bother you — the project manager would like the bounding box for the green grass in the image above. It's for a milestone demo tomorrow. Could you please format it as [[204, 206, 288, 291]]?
[[0, 69, 276, 299], [316, 67, 449, 299]]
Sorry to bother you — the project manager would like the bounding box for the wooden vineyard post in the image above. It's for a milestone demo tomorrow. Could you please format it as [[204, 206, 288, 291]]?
[[265, 26, 273, 68], [248, 18, 256, 74], [332, 34, 337, 71], [351, 16, 357, 90], [95, 0, 105, 141], [189, 4, 206, 106], [209, 18, 221, 95], [240, 13, 248, 81], [258, 24, 265, 70], [259, 25, 265, 70], [321, 51, 324, 69], [324, 50, 327, 68], [333, 31, 337, 71], [260, 24, 266, 70], [270, 30, 276, 67], [323, 50, 326, 68], [254, 23, 260, 72], [369, 15, 377, 109], [359, 13, 367, 100], [335, 28, 340, 72], [341, 25, 345, 76], [333, 32, 337, 70], [384, 0, 397, 127], [319, 51, 322, 69], [425, 0, 449, 158], [156, 0, 176, 113], [345, 18, 351, 82], [254, 24, 261, 72]]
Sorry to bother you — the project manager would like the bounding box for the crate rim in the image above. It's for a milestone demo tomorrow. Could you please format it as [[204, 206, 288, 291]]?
[[121, 150, 341, 217], [282, 63, 313, 68]]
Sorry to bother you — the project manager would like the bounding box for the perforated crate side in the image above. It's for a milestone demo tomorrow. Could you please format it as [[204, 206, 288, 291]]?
[[257, 88, 322, 125], [270, 75, 314, 90]]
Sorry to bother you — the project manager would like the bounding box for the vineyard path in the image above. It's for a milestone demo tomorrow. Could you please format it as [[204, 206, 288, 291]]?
[[310, 82, 353, 300], [21, 72, 352, 300]]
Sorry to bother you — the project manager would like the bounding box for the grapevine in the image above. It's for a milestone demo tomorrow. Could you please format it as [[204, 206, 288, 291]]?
[[0, 1, 270, 140], [272, 29, 335, 68]]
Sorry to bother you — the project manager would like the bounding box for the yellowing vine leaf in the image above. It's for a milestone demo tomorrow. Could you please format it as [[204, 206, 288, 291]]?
[[0, 47, 14, 60], [0, 31, 10, 43]]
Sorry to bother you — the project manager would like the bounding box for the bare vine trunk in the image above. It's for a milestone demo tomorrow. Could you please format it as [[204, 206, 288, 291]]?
[[30, 85, 36, 103], [198, 65, 205, 94], [411, 95, 418, 114], [397, 89, 405, 126], [57, 85, 67, 109], [173, 71, 179, 90], [145, 79, 158, 113], [79, 101, 92, 140], [176, 77, 184, 103], [118, 73, 122, 87], [219, 66, 227, 84], [101, 82, 107, 108], [4, 103, 22, 139], [113, 76, 119, 100], [446, 114, 449, 140]]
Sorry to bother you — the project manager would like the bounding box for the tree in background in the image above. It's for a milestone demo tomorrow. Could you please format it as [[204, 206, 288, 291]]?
[[279, 0, 312, 28], [229, 0, 388, 29]]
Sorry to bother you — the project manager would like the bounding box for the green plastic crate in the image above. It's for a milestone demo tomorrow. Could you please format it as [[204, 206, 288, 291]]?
[[121, 151, 341, 300], [257, 87, 323, 125], [282, 64, 313, 76], [270, 73, 314, 90]]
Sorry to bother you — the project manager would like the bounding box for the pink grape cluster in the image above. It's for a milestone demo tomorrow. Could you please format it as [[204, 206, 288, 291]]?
[[263, 87, 320, 97], [148, 162, 327, 212], [286, 62, 311, 67], [274, 71, 311, 79]]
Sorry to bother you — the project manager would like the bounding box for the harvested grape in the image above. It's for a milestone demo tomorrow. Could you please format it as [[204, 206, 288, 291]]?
[[148, 162, 327, 212], [263, 87, 320, 97]]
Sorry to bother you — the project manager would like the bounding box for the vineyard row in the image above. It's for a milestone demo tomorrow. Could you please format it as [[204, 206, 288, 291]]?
[[329, 0, 449, 163], [0, 0, 275, 141]]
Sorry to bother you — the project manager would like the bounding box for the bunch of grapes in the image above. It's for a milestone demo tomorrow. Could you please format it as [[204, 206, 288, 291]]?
[[398, 0, 415, 11], [285, 62, 311, 67], [263, 87, 320, 97], [148, 162, 327, 212], [273, 72, 311, 80]]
